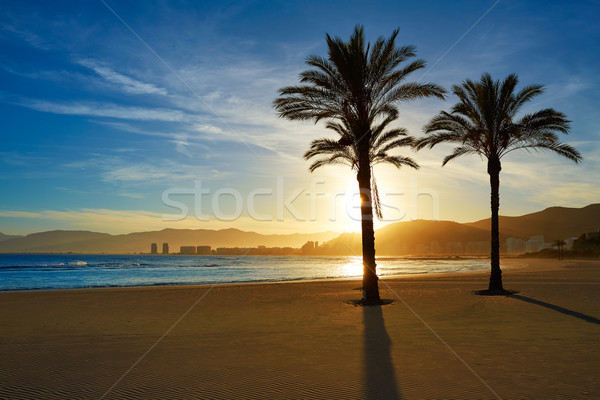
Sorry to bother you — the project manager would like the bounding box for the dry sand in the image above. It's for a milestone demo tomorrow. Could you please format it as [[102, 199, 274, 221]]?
[[0, 259, 598, 399]]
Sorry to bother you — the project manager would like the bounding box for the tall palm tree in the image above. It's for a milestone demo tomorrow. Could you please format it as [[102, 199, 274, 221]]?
[[415, 73, 582, 292], [274, 25, 445, 302]]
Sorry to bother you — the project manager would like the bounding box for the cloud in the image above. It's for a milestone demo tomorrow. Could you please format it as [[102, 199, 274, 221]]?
[[0, 22, 50, 50], [99, 159, 230, 184], [78, 59, 168, 95], [194, 124, 224, 135], [22, 99, 186, 121], [102, 164, 194, 182]]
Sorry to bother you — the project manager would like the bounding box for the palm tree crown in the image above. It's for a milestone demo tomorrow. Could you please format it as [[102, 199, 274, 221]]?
[[274, 25, 445, 302], [415, 73, 582, 166], [274, 25, 445, 129]]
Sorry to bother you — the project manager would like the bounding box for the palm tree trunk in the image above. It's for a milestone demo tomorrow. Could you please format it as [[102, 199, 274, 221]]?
[[357, 151, 380, 302], [488, 157, 503, 291]]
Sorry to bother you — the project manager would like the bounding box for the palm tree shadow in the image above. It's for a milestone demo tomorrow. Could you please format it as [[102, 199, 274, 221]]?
[[363, 306, 401, 399], [508, 294, 600, 325]]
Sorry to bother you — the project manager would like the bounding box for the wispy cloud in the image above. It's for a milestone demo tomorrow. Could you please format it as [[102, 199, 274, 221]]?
[[78, 59, 168, 95], [22, 99, 186, 121], [0, 22, 50, 50]]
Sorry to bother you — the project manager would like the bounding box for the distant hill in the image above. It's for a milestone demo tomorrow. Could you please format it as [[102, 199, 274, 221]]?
[[465, 204, 600, 240], [0, 232, 23, 242], [1, 204, 598, 254], [319, 220, 492, 255], [0, 228, 338, 254], [320, 204, 600, 255]]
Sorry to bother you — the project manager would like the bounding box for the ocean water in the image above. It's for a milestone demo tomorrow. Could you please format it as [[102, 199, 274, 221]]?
[[0, 254, 493, 291]]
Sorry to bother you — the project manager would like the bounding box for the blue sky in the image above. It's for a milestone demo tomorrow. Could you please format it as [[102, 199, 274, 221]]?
[[1, 0, 599, 235]]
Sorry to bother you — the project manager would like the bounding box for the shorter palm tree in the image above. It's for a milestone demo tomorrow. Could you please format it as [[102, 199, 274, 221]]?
[[415, 73, 582, 292]]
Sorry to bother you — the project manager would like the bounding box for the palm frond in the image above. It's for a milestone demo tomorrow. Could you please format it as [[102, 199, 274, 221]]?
[[373, 154, 420, 170], [442, 146, 479, 166], [371, 172, 383, 220], [414, 131, 466, 150], [503, 141, 582, 163], [384, 82, 446, 103]]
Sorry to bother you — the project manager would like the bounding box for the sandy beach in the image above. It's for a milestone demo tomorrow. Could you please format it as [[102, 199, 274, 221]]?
[[1, 258, 598, 399]]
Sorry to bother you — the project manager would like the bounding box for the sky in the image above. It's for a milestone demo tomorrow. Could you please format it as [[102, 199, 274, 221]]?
[[1, 0, 599, 235]]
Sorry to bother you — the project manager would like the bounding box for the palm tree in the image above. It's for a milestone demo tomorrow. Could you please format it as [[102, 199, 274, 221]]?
[[274, 25, 445, 302], [415, 73, 582, 292], [553, 239, 566, 260]]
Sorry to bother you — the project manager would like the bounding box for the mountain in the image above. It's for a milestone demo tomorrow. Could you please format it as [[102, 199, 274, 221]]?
[[1, 204, 598, 254], [319, 204, 600, 255], [319, 220, 492, 255], [0, 232, 22, 242], [465, 204, 600, 240], [0, 231, 114, 253], [0, 228, 339, 254]]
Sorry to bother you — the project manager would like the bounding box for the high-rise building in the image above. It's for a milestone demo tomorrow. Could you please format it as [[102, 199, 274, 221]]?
[[430, 241, 442, 254], [506, 237, 526, 254], [445, 241, 464, 254], [180, 246, 196, 255], [162, 243, 169, 254], [466, 241, 490, 255], [526, 235, 544, 253], [196, 245, 211, 255], [150, 243, 158, 254]]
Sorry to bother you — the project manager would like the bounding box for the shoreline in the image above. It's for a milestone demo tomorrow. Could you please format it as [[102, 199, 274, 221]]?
[[0, 257, 537, 294], [0, 256, 584, 294]]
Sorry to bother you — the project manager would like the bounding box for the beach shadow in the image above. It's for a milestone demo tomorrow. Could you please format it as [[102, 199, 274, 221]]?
[[363, 306, 401, 399], [508, 294, 600, 325]]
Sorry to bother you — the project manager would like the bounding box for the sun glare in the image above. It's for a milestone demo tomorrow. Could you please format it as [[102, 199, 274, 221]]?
[[343, 180, 361, 217], [342, 257, 363, 277]]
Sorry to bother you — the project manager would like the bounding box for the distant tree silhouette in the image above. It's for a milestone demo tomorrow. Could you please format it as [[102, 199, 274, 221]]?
[[274, 25, 445, 302], [553, 239, 566, 260], [415, 73, 582, 292]]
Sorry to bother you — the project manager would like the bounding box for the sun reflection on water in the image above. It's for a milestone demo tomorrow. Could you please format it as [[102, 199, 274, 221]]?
[[342, 257, 363, 277]]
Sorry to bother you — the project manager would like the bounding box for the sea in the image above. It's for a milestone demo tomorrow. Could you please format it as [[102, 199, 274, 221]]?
[[0, 254, 493, 291]]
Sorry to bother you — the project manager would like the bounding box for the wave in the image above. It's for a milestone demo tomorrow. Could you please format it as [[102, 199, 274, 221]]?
[[68, 261, 87, 266]]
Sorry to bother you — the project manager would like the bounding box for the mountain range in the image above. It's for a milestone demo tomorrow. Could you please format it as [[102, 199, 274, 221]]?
[[0, 229, 339, 254], [0, 232, 22, 242], [0, 204, 598, 254], [465, 204, 600, 240]]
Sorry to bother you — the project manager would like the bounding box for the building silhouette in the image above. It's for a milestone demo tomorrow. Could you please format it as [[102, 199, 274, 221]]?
[[162, 243, 169, 254], [506, 237, 526, 254], [180, 246, 196, 255], [150, 243, 158, 254], [196, 245, 211, 255], [526, 235, 545, 253]]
